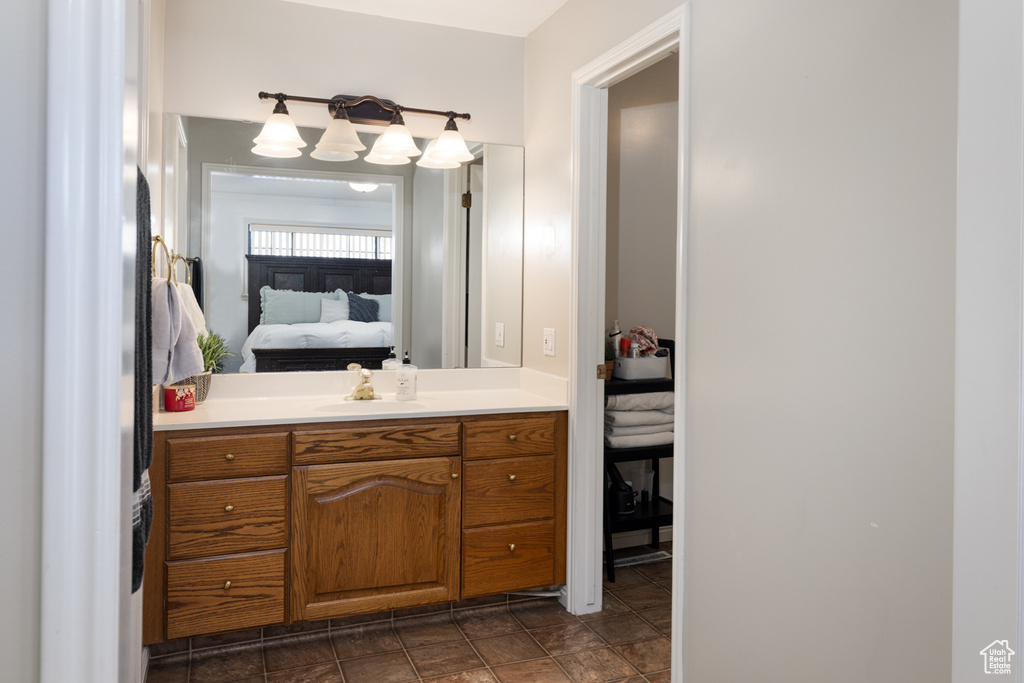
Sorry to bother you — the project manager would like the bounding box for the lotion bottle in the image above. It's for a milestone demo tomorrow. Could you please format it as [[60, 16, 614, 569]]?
[[395, 351, 417, 401], [381, 346, 400, 370]]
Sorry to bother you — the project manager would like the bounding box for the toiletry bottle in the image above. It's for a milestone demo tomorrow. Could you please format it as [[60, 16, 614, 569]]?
[[609, 320, 622, 357], [395, 351, 417, 401], [381, 346, 400, 370]]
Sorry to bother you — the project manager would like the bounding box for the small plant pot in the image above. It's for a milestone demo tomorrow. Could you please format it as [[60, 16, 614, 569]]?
[[176, 370, 212, 404]]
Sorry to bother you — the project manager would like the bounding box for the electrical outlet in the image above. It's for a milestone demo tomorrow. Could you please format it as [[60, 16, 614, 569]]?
[[495, 322, 505, 347], [543, 328, 556, 356]]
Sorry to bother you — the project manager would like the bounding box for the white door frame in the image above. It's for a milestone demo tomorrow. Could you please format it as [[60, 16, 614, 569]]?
[[566, 5, 690, 681], [41, 0, 137, 681]]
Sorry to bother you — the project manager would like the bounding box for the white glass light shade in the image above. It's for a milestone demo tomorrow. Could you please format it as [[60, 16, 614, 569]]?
[[316, 116, 366, 152], [349, 182, 379, 193], [309, 148, 358, 162], [416, 140, 460, 169], [364, 151, 412, 166], [369, 123, 422, 158], [429, 128, 474, 163], [252, 112, 306, 158]]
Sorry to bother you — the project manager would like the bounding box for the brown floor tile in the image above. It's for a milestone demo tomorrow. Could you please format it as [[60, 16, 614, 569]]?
[[453, 593, 508, 610], [330, 610, 392, 628], [529, 622, 605, 656], [491, 657, 574, 682], [657, 580, 672, 593], [145, 652, 189, 683], [472, 631, 548, 667], [615, 638, 671, 674], [644, 669, 671, 683], [340, 651, 419, 683], [263, 633, 335, 672], [265, 662, 345, 682], [509, 600, 580, 629], [190, 628, 262, 651], [636, 606, 671, 636], [586, 614, 660, 646], [423, 669, 499, 683], [612, 584, 671, 612], [554, 647, 638, 683], [602, 568, 650, 591], [331, 622, 403, 660], [263, 619, 330, 639], [189, 642, 264, 683], [394, 612, 464, 648], [455, 605, 525, 639], [395, 602, 452, 619], [633, 561, 672, 583], [148, 638, 189, 658], [618, 678, 646, 683], [578, 592, 632, 621], [407, 639, 485, 678]]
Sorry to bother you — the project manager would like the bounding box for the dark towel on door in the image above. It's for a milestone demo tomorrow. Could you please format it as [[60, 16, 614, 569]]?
[[187, 256, 204, 312], [132, 167, 154, 593]]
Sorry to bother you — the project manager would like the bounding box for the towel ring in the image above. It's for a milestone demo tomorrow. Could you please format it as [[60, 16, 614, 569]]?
[[170, 253, 191, 286], [151, 235, 178, 285]]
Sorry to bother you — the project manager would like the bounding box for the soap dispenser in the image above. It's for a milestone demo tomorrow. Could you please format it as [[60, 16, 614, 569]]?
[[395, 351, 417, 401], [381, 346, 400, 370]]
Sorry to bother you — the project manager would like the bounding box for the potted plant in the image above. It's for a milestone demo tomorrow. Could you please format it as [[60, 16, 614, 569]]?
[[182, 332, 233, 404]]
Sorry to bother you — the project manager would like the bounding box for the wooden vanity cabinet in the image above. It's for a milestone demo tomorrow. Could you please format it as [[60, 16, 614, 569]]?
[[144, 411, 566, 645]]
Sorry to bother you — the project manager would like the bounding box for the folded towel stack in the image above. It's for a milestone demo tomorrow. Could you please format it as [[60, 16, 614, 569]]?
[[604, 391, 674, 448]]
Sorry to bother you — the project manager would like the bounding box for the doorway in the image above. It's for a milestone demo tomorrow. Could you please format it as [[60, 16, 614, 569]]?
[[566, 6, 690, 682]]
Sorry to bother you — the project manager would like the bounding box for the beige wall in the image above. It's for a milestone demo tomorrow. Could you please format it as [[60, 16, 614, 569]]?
[[0, 2, 46, 681], [163, 0, 524, 145], [526, 1, 956, 680]]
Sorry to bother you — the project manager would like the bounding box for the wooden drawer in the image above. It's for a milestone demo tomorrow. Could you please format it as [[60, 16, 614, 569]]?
[[167, 433, 288, 483], [167, 476, 288, 561], [463, 455, 555, 527], [166, 549, 285, 640], [293, 422, 460, 465], [463, 415, 556, 460], [462, 520, 555, 598]]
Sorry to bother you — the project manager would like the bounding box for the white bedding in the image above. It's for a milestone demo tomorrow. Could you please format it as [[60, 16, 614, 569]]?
[[240, 321, 393, 373]]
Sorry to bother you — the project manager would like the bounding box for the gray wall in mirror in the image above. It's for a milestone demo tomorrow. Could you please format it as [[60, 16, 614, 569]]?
[[175, 115, 524, 372]]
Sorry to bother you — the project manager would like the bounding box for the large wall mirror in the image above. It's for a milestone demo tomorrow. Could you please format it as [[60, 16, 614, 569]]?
[[167, 115, 524, 373]]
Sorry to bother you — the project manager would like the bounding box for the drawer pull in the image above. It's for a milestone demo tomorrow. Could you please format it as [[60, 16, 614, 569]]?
[[509, 543, 516, 552], [224, 453, 235, 461], [451, 472, 460, 479], [223, 580, 232, 590], [224, 504, 234, 512], [508, 474, 517, 481], [508, 434, 517, 441]]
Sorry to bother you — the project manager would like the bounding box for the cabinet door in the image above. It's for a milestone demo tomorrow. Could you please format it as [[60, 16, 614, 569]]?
[[291, 456, 461, 621]]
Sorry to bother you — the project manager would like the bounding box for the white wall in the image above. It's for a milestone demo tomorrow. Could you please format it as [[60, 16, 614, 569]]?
[[0, 3, 46, 681], [162, 0, 524, 146], [954, 1, 1023, 680], [606, 55, 678, 340], [526, 1, 956, 681]]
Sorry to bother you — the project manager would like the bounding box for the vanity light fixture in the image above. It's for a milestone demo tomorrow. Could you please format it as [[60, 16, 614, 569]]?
[[253, 91, 473, 167], [348, 182, 379, 193]]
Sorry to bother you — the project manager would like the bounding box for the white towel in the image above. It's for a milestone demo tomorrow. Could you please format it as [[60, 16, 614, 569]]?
[[605, 431, 674, 449], [604, 409, 674, 427], [605, 391, 674, 411], [152, 277, 204, 385], [175, 282, 208, 337], [605, 423, 673, 437]]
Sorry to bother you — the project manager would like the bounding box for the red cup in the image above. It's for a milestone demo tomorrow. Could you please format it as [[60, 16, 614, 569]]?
[[619, 337, 632, 357], [164, 385, 196, 412]]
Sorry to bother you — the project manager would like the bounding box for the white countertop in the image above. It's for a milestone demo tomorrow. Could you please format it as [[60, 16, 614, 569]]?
[[154, 367, 568, 431]]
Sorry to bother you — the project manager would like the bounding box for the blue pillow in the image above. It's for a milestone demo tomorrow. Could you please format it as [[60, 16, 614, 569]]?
[[359, 293, 392, 322], [259, 286, 340, 325], [347, 291, 380, 323]]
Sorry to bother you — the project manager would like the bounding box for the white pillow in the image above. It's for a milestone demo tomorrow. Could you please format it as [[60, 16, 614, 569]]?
[[320, 297, 350, 323]]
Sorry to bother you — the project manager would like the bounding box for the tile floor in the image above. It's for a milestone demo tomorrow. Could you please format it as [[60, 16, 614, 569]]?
[[145, 556, 672, 683]]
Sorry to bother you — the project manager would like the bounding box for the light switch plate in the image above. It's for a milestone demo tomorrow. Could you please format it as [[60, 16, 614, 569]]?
[[543, 328, 556, 356], [495, 322, 505, 347]]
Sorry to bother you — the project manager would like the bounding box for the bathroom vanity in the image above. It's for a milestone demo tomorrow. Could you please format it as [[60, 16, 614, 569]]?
[[142, 372, 567, 645]]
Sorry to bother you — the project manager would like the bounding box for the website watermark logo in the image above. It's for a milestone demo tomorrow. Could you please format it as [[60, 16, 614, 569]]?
[[980, 640, 1015, 675]]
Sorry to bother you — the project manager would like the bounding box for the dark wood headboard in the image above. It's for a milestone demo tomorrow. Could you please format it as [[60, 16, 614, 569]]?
[[245, 254, 392, 334]]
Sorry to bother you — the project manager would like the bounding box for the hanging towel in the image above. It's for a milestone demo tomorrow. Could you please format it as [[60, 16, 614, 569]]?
[[132, 167, 153, 593], [604, 408, 674, 427], [152, 276, 204, 385], [605, 391, 673, 411], [176, 281, 208, 337], [605, 431, 675, 449]]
